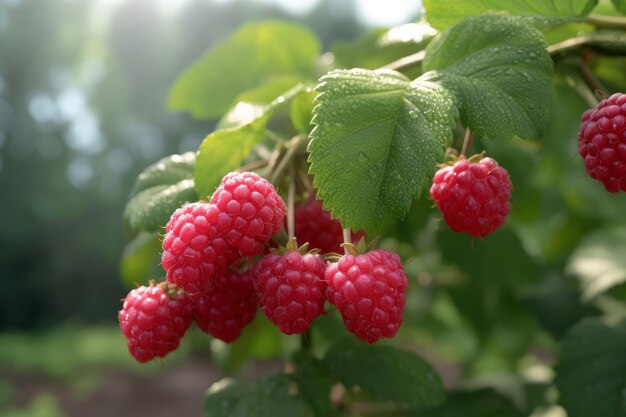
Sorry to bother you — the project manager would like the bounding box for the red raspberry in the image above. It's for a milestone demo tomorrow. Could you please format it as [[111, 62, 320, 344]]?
[[118, 282, 193, 363], [210, 172, 287, 257], [430, 157, 511, 238], [162, 202, 239, 294], [578, 92, 626, 192], [252, 251, 327, 335], [325, 249, 407, 343], [193, 269, 258, 343], [294, 197, 365, 253]]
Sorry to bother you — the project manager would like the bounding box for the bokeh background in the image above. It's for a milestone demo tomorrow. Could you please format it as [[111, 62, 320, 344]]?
[[4, 1, 626, 416], [0, 1, 421, 416]]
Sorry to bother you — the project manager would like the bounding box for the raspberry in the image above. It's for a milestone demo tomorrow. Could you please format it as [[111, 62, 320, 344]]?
[[162, 202, 239, 294], [210, 172, 287, 256], [430, 156, 511, 238], [294, 197, 365, 253], [325, 249, 407, 343], [252, 251, 327, 335], [577, 92, 626, 192], [193, 269, 258, 343], [118, 282, 193, 363]]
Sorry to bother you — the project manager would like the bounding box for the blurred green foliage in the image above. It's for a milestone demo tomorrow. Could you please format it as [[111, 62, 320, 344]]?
[[0, 0, 367, 330]]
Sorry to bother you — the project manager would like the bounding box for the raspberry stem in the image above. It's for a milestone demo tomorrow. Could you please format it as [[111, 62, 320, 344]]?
[[300, 329, 312, 351], [460, 128, 473, 157], [381, 49, 425, 72], [586, 14, 626, 30], [578, 60, 608, 100], [343, 228, 352, 255], [287, 164, 296, 240], [237, 159, 269, 173], [565, 66, 600, 108], [265, 128, 287, 144], [269, 134, 307, 184]]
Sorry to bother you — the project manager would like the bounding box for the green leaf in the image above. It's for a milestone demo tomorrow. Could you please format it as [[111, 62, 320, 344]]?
[[293, 353, 336, 417], [124, 180, 196, 234], [168, 21, 320, 119], [217, 102, 270, 130], [124, 153, 197, 234], [417, 388, 523, 417], [332, 22, 437, 71], [290, 87, 317, 134], [566, 227, 626, 301], [613, 0, 626, 14], [421, 13, 554, 140], [423, 0, 598, 29], [195, 121, 268, 199], [437, 227, 541, 285], [527, 273, 600, 339], [211, 315, 283, 374], [204, 375, 314, 417], [308, 68, 456, 233], [323, 339, 445, 407], [119, 232, 163, 288], [378, 21, 439, 48], [129, 152, 195, 197], [556, 317, 626, 417], [235, 75, 304, 105], [196, 84, 305, 198]]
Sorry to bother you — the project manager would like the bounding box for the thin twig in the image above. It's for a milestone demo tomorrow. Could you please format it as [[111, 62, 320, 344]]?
[[343, 228, 352, 255], [460, 128, 473, 157], [269, 135, 307, 184], [381, 50, 426, 72], [586, 14, 626, 30], [299, 167, 315, 197], [265, 129, 287, 144], [287, 164, 296, 240], [565, 73, 600, 108], [578, 59, 608, 97], [238, 159, 269, 173], [548, 37, 589, 56]]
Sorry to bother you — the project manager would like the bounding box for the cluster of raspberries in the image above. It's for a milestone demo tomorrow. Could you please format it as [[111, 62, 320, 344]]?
[[119, 171, 408, 363]]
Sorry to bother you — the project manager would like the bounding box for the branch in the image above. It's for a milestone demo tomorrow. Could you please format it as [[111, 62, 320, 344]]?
[[586, 14, 626, 30], [380, 50, 426, 72]]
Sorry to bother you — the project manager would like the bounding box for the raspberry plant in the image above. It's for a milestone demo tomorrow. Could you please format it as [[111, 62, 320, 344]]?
[[119, 2, 626, 416]]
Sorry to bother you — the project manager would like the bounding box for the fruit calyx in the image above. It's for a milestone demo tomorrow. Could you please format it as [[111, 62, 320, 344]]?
[[438, 151, 487, 168], [269, 237, 320, 256]]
